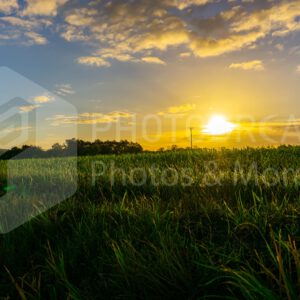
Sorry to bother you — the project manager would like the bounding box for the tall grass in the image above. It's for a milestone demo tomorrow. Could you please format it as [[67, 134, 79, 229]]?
[[0, 147, 299, 299]]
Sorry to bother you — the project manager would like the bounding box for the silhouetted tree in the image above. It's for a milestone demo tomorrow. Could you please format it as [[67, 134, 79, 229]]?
[[0, 139, 143, 160]]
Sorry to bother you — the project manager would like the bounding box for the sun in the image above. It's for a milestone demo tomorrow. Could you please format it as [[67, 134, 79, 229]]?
[[202, 115, 237, 135]]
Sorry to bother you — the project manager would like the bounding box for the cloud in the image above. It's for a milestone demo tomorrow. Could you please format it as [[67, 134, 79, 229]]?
[[56, 0, 300, 67], [0, 126, 32, 137], [24, 31, 48, 45], [296, 65, 300, 74], [77, 56, 111, 67], [0, 1, 66, 46], [65, 8, 97, 26], [141, 57, 166, 65], [60, 1, 192, 66], [0, 16, 49, 28], [1, 0, 300, 64], [229, 60, 265, 71], [231, 2, 300, 38], [188, 30, 265, 58], [0, 0, 19, 14], [33, 95, 53, 103], [179, 52, 191, 58], [19, 104, 40, 112], [55, 84, 75, 96], [173, 0, 213, 10], [19, 95, 53, 113], [22, 0, 68, 16], [158, 103, 196, 115], [48, 111, 133, 125], [0, 16, 50, 45]]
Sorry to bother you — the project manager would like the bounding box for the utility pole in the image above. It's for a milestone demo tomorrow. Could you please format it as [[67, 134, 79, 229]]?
[[190, 127, 194, 149]]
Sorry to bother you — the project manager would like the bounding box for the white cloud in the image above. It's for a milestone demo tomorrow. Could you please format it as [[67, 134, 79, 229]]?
[[0, 16, 50, 46], [158, 104, 196, 115], [22, 0, 68, 16], [48, 111, 133, 125], [0, 0, 18, 14], [231, 1, 300, 38], [0, 0, 299, 66], [0, 16, 49, 28], [141, 57, 166, 65], [77, 56, 111, 67], [33, 95, 53, 103], [19, 104, 40, 112], [173, 0, 213, 10], [229, 60, 265, 71], [55, 84, 75, 96], [24, 31, 48, 45], [61, 0, 300, 66], [179, 52, 191, 58]]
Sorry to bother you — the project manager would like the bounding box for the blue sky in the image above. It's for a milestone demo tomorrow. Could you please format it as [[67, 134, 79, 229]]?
[[0, 0, 300, 149]]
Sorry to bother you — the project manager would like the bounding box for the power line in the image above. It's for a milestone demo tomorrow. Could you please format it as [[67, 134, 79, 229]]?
[[189, 127, 194, 149]]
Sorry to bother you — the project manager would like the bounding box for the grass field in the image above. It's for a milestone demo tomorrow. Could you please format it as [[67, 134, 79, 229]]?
[[0, 147, 300, 299]]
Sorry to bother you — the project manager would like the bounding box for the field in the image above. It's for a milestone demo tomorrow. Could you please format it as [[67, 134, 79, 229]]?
[[0, 147, 300, 299]]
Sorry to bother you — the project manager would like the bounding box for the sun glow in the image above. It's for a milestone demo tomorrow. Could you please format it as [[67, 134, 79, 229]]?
[[203, 115, 237, 135]]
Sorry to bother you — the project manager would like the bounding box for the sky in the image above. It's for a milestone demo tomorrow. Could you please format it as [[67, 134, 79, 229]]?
[[0, 0, 300, 150]]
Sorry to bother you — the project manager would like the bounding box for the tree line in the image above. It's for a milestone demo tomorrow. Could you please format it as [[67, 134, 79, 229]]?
[[0, 139, 143, 160]]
